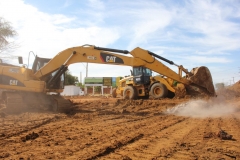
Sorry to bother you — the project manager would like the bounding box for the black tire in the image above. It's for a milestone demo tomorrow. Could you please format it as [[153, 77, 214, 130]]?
[[167, 90, 175, 98], [139, 95, 149, 99], [150, 83, 168, 99], [123, 86, 137, 100], [112, 88, 117, 98]]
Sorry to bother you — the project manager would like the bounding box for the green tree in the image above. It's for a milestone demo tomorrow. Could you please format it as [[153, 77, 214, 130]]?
[[65, 70, 79, 85], [76, 82, 85, 88], [0, 17, 17, 56]]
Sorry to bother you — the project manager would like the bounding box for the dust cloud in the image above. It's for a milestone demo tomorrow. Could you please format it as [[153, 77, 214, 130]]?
[[166, 96, 237, 118]]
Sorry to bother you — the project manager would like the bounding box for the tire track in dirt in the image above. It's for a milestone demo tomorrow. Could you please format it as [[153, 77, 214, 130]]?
[[32, 100, 185, 159], [57, 115, 174, 159], [0, 117, 54, 140], [86, 133, 144, 160], [65, 115, 168, 159], [85, 115, 187, 160], [101, 116, 192, 159], [195, 117, 239, 160], [209, 115, 240, 159], [136, 117, 210, 160], [1, 97, 182, 159], [0, 113, 105, 159], [2, 97, 239, 159], [0, 114, 60, 140], [163, 118, 217, 159], [153, 116, 240, 160], [0, 112, 160, 159], [190, 116, 239, 160]]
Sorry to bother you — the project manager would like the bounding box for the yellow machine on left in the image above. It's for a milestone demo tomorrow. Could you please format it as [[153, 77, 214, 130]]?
[[0, 56, 69, 113]]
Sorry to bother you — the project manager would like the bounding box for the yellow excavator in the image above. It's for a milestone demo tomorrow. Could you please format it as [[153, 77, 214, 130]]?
[[112, 59, 214, 99], [0, 44, 215, 113]]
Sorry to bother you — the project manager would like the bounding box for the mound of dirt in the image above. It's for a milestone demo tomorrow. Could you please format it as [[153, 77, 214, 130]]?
[[229, 80, 240, 92], [216, 80, 240, 99]]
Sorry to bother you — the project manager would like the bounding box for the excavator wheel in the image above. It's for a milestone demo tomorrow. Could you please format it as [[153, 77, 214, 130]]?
[[112, 88, 117, 98], [123, 86, 137, 100], [150, 83, 168, 99]]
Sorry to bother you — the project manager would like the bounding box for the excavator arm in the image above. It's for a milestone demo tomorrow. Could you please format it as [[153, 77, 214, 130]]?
[[34, 45, 133, 78], [34, 45, 215, 96]]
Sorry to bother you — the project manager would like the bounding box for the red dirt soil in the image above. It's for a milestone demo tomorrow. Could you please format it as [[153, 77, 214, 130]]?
[[0, 84, 240, 159]]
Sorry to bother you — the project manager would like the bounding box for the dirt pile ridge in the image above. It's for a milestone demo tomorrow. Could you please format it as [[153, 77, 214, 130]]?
[[229, 80, 240, 92], [216, 80, 240, 99]]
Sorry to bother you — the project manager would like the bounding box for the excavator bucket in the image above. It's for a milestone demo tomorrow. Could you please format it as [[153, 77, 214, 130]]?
[[187, 66, 216, 97]]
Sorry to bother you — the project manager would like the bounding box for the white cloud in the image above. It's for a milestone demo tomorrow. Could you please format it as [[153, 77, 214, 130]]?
[[62, 0, 72, 9], [109, 1, 173, 49], [186, 56, 231, 63], [0, 0, 119, 59], [0, 0, 121, 81], [87, 0, 105, 10], [51, 14, 76, 25], [172, 0, 240, 52], [128, 8, 172, 48]]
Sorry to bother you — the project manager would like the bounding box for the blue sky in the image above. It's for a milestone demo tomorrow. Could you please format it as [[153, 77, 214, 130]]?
[[0, 0, 240, 85]]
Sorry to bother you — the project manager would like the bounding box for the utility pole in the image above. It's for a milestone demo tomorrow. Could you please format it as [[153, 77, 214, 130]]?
[[232, 77, 235, 84], [86, 63, 88, 77], [80, 72, 82, 84]]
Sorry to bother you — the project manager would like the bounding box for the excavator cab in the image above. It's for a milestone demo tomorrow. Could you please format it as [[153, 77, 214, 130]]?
[[32, 56, 51, 73], [132, 66, 151, 85], [32, 56, 65, 89]]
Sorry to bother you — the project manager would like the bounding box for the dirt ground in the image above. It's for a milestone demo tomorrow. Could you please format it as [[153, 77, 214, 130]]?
[[0, 85, 240, 159]]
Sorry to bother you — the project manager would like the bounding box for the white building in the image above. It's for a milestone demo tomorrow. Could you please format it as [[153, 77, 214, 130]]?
[[60, 85, 84, 96]]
